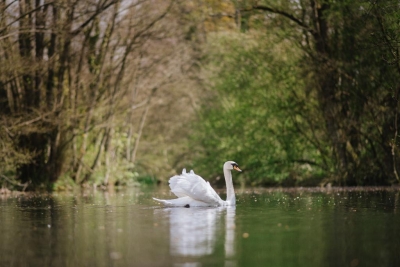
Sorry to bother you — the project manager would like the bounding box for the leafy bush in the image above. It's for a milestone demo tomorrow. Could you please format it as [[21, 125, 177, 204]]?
[[191, 32, 330, 185]]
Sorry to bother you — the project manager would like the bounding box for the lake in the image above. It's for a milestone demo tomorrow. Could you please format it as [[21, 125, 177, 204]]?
[[1, 186, 400, 267]]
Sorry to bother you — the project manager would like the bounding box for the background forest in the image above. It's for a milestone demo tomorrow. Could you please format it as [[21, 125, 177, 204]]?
[[1, 0, 400, 190]]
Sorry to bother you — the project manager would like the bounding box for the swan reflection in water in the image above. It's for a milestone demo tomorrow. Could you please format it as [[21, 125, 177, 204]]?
[[156, 206, 236, 265]]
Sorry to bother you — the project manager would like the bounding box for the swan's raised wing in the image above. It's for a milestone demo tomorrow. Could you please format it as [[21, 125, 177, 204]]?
[[168, 169, 223, 206]]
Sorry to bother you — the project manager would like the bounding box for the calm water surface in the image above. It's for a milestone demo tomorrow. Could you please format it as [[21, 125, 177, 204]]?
[[1, 187, 400, 267]]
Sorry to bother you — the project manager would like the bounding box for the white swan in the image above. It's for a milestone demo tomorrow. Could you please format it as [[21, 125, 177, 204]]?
[[153, 161, 242, 207]]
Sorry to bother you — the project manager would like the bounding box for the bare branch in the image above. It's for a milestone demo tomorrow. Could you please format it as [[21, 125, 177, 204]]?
[[241, 4, 316, 35], [0, 1, 54, 35], [71, 0, 119, 37]]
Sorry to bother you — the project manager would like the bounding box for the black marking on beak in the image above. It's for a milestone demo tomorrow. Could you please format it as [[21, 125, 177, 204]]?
[[232, 163, 242, 172]]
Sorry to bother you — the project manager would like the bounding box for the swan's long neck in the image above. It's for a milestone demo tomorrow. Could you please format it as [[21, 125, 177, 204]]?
[[224, 168, 235, 205]]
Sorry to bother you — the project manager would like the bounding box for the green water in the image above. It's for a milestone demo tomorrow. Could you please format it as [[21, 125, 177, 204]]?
[[1, 187, 400, 267]]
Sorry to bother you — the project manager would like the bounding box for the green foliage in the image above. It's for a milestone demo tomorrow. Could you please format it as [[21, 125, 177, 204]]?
[[3, 0, 400, 189], [53, 173, 79, 192], [192, 0, 400, 186], [191, 32, 330, 185], [136, 175, 158, 185], [74, 130, 141, 187]]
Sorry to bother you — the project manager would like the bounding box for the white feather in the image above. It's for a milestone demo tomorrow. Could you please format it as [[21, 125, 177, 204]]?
[[153, 161, 241, 207]]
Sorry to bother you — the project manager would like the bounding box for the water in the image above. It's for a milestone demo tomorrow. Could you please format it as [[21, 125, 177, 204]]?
[[1, 187, 400, 267]]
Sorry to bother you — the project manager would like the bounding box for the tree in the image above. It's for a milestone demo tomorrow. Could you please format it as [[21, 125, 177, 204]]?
[[0, 0, 199, 189], [191, 0, 400, 185]]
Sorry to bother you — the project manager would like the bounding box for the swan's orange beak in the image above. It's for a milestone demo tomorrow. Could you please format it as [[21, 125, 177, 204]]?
[[233, 165, 242, 172]]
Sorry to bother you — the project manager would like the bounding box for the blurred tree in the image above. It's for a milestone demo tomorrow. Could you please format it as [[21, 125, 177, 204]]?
[[191, 0, 400, 185], [2, 0, 399, 188], [0, 0, 200, 189], [191, 31, 328, 185]]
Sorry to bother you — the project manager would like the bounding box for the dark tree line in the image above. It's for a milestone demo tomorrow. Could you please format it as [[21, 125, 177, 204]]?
[[1, 0, 399, 188], [191, 0, 400, 186], [245, 0, 400, 184]]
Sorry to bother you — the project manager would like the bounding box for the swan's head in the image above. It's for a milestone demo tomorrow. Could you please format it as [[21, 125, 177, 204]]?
[[224, 161, 242, 172]]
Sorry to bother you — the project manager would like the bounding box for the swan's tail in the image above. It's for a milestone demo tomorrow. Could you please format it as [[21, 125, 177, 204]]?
[[153, 196, 199, 207], [153, 197, 184, 206], [152, 197, 170, 205]]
